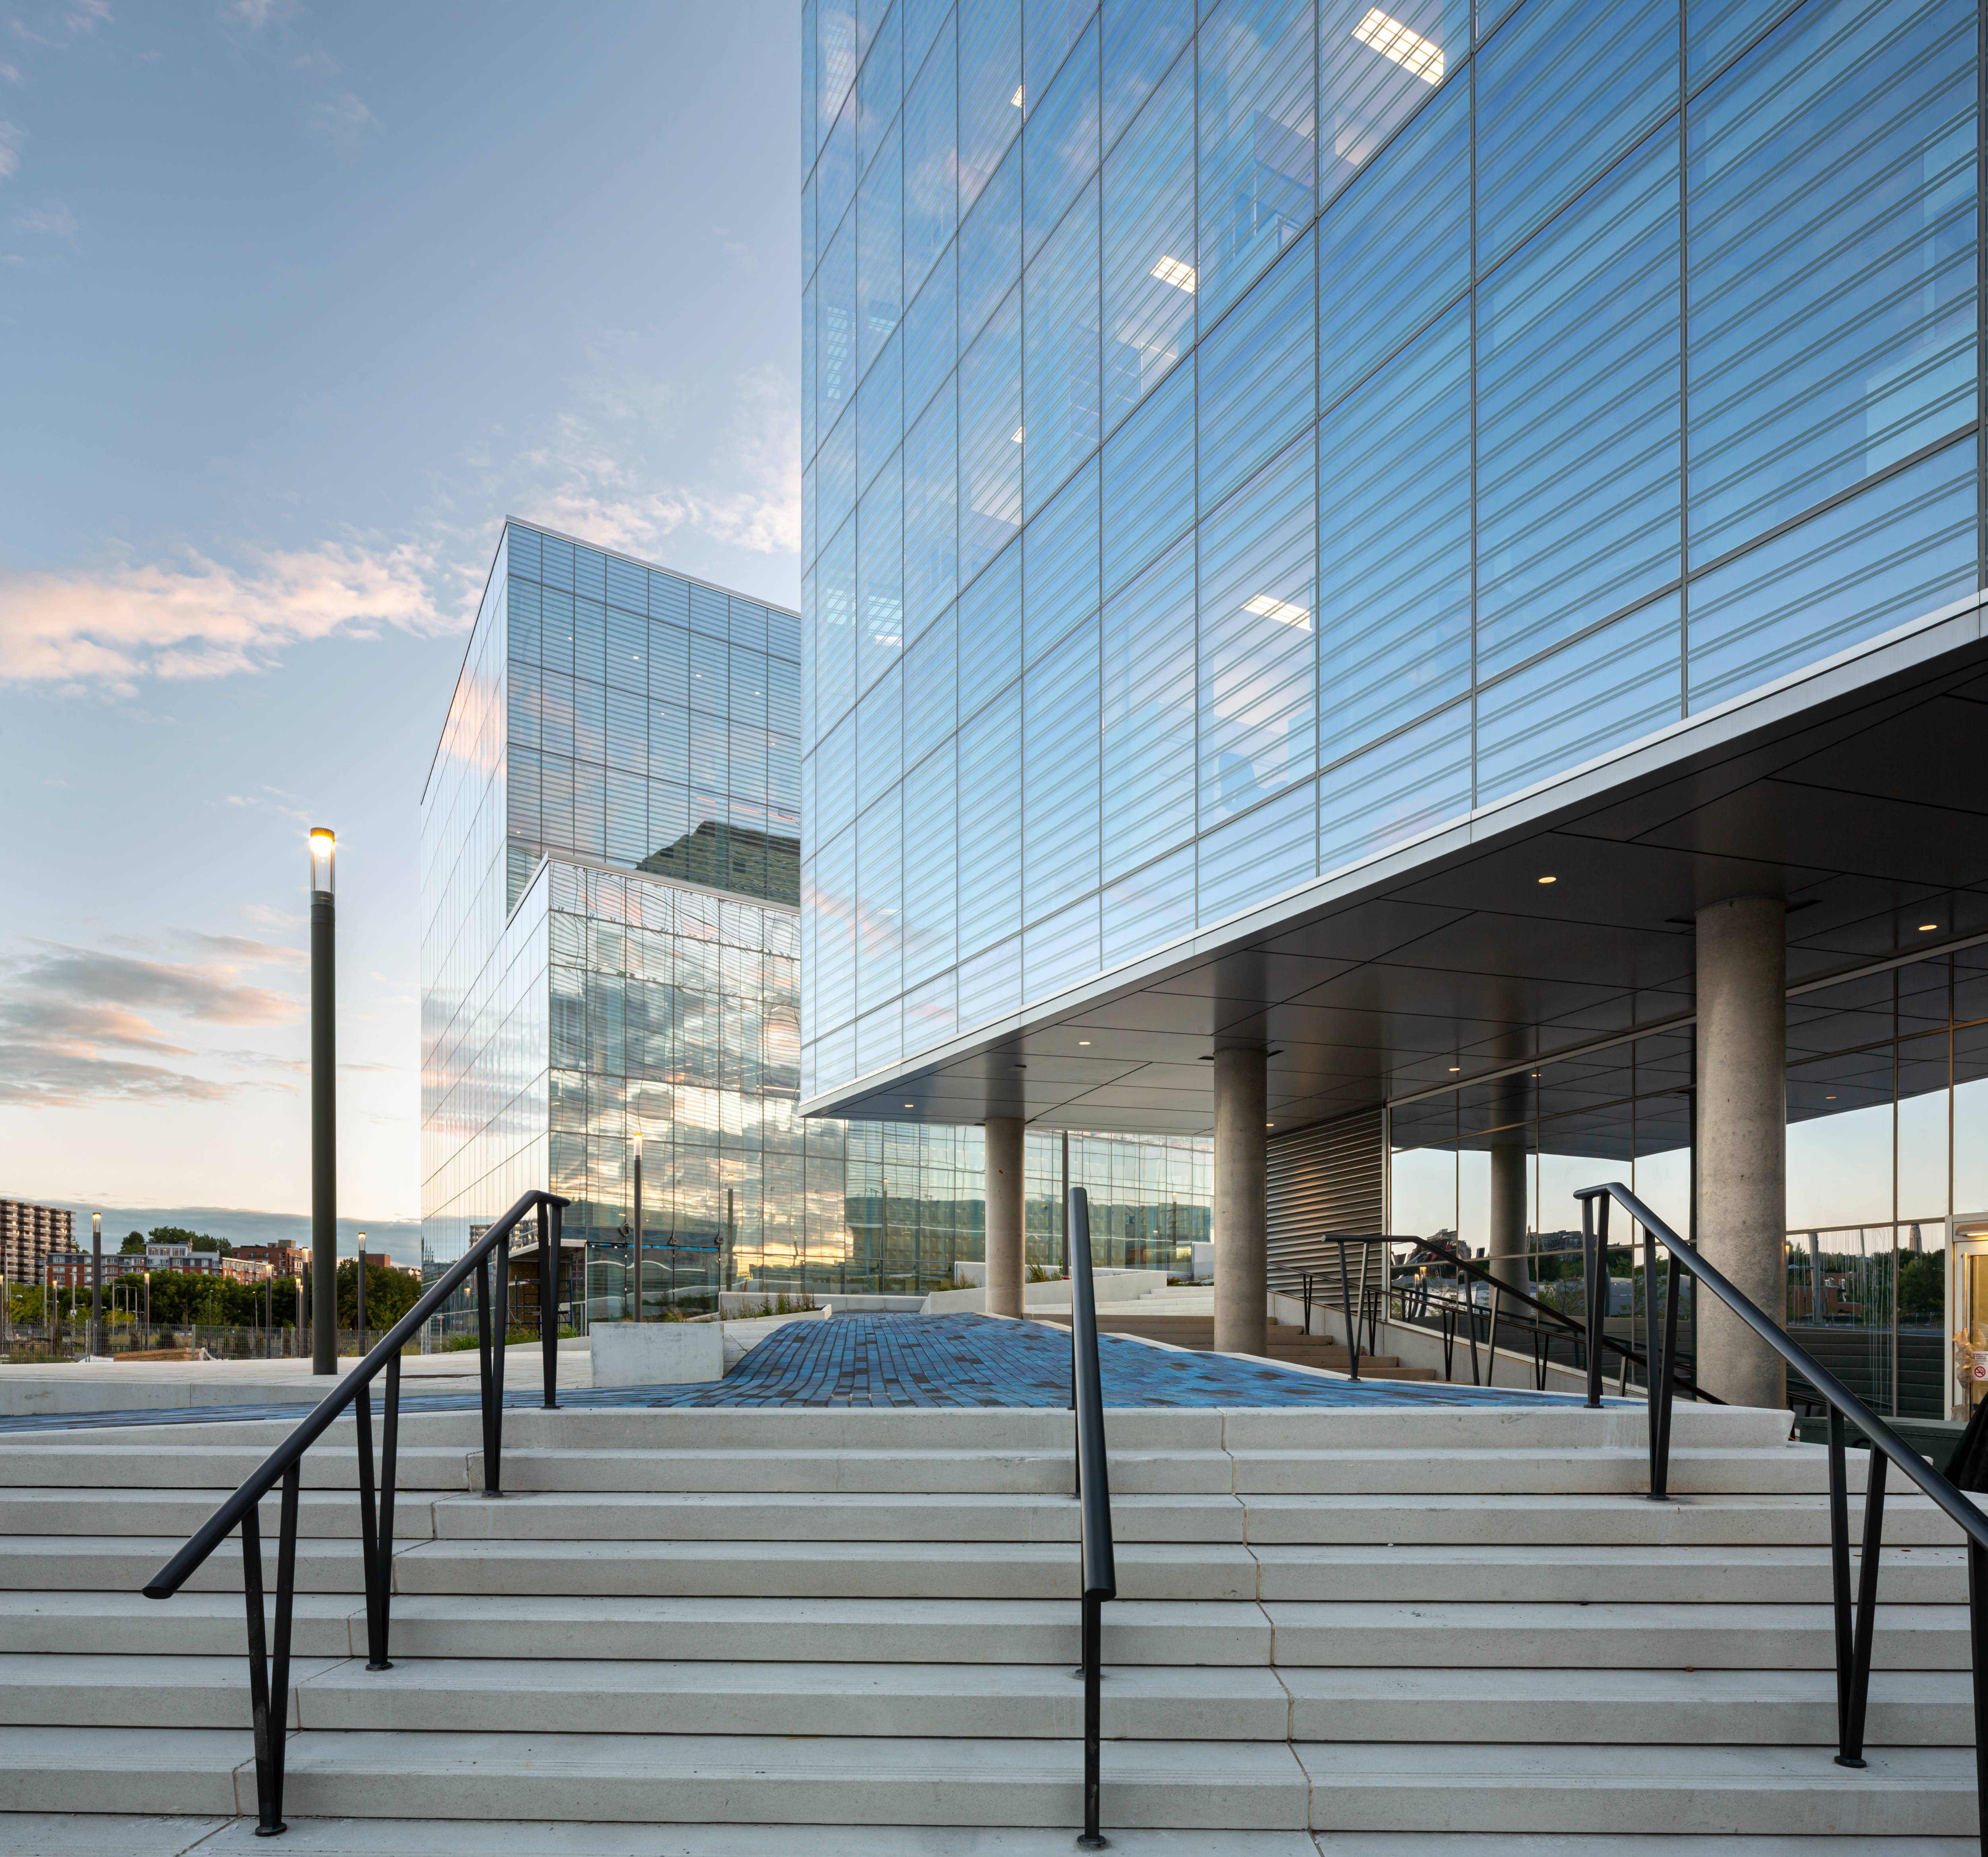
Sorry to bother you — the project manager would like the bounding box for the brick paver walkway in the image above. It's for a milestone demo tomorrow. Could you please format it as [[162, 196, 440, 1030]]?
[[0, 1312, 1596, 1432]]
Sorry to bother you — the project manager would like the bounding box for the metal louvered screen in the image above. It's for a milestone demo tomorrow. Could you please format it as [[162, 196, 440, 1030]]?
[[1265, 1110, 1386, 1298]]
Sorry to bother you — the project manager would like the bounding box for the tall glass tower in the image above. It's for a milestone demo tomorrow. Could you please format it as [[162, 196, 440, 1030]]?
[[421, 519, 1209, 1315]]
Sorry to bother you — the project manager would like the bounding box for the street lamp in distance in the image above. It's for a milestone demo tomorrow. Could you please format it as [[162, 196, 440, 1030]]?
[[356, 1231, 367, 1358], [90, 1213, 103, 1358], [309, 827, 337, 1375]]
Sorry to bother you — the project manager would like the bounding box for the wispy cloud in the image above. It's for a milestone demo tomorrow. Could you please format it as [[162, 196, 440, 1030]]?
[[8, 0, 110, 50], [515, 362, 801, 563], [0, 936, 301, 1107], [309, 87, 373, 146], [221, 0, 285, 29], [0, 122, 22, 180], [0, 538, 453, 690], [14, 200, 73, 235]]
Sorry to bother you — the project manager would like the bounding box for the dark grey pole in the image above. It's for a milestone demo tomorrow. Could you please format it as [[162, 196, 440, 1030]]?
[[90, 1213, 102, 1356], [310, 828, 337, 1374], [631, 1139, 643, 1323]]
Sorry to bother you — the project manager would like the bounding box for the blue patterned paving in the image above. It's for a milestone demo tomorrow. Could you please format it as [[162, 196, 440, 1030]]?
[[0, 1313, 1596, 1432]]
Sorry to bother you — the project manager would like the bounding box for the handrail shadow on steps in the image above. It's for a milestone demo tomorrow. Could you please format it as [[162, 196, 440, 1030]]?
[[140, 1186, 571, 1837], [1066, 1185, 1116, 1850], [1575, 1180, 1988, 1842]]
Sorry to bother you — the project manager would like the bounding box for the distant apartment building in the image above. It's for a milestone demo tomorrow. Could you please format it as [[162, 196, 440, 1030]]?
[[231, 1243, 309, 1277], [1, 1199, 75, 1286], [47, 1245, 270, 1289]]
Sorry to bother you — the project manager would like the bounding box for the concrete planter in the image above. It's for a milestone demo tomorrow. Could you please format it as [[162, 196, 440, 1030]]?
[[590, 1319, 724, 1387]]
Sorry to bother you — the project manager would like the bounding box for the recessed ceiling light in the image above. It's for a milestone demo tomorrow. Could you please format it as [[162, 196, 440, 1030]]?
[[1244, 592, 1311, 629], [904, 1102, 914, 1108], [1537, 875, 1557, 885], [1150, 254, 1196, 294], [1265, 1122, 1275, 1128], [1011, 84, 1024, 107], [1826, 1094, 1837, 1100], [1448, 1065, 1460, 1073], [1352, 7, 1445, 83], [1920, 923, 1938, 932]]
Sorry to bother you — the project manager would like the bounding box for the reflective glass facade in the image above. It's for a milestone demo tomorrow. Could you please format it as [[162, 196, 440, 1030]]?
[[1390, 942, 1988, 1418], [800, 0, 1983, 1103], [422, 521, 1210, 1309]]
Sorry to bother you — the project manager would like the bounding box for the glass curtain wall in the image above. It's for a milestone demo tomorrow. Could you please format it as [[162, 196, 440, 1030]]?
[[422, 521, 1214, 1315], [800, 0, 1982, 1105], [1388, 944, 1988, 1417]]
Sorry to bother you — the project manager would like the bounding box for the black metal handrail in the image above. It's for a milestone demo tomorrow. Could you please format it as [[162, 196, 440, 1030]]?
[[1066, 1185, 1116, 1850], [142, 1187, 570, 1837], [1574, 1181, 1988, 1830], [1297, 1233, 1710, 1399]]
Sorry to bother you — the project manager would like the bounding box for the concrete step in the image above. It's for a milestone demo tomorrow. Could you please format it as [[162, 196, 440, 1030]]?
[[0, 1590, 1274, 1665], [0, 1486, 446, 1540], [0, 1725, 1312, 1828], [1292, 1741, 1978, 1836], [469, 1446, 1237, 1495], [1228, 1447, 1860, 1496], [1281, 1665, 1974, 1745], [1249, 1542, 1967, 1605], [1312, 1840, 1977, 1855], [10, 1482, 1950, 1551], [0, 1652, 1293, 1739], [0, 1443, 475, 1492], [0, 1816, 1319, 1857], [23, 1531, 1963, 1607], [428, 1489, 1244, 1544], [1262, 1599, 1970, 1668], [1239, 1492, 1965, 1547]]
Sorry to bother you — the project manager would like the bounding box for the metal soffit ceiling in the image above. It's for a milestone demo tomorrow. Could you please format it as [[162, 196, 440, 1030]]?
[[807, 594, 1988, 1142]]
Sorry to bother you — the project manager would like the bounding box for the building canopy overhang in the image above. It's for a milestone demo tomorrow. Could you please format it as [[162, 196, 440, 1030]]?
[[804, 593, 1988, 1144]]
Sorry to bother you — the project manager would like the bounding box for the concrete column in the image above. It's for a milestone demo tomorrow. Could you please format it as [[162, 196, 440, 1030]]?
[[1213, 1047, 1268, 1356], [1695, 895, 1787, 1410], [984, 1115, 1026, 1319], [1487, 1076, 1531, 1296]]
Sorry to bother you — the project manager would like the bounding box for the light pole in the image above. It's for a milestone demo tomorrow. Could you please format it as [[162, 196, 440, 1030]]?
[[309, 827, 337, 1373], [142, 1270, 150, 1348], [90, 1213, 103, 1357], [356, 1231, 367, 1358], [631, 1133, 644, 1323]]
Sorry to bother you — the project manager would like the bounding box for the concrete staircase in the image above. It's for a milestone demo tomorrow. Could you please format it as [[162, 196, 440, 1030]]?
[[0, 1397, 1976, 1850]]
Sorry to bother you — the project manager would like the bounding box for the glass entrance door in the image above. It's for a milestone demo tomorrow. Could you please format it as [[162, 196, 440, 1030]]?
[[1948, 1228, 1988, 1421]]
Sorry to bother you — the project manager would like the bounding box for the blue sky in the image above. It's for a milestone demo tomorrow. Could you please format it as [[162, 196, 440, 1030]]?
[[0, 0, 801, 1256]]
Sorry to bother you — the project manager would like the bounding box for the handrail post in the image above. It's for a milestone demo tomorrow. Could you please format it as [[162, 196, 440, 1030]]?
[[491, 1237, 511, 1494], [241, 1502, 285, 1836], [1826, 1409, 1854, 1758], [540, 1200, 560, 1410], [1335, 1238, 1359, 1381], [1652, 1252, 1680, 1498], [475, 1254, 495, 1494], [1967, 1537, 1988, 1850], [1838, 1447, 1885, 1767], [355, 1377, 383, 1668], [372, 1353, 399, 1671], [1067, 1185, 1116, 1851], [1642, 1222, 1666, 1500], [1581, 1193, 1604, 1408]]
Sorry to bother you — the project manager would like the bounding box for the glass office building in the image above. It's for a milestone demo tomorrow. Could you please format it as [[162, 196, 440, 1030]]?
[[421, 519, 1208, 1313], [800, 0, 1976, 1099], [799, 0, 1984, 1412]]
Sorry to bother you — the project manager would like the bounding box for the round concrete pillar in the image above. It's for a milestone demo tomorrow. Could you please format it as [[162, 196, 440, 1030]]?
[[1213, 1048, 1268, 1356], [984, 1115, 1026, 1319], [1487, 1076, 1531, 1297], [1694, 896, 1787, 1410]]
